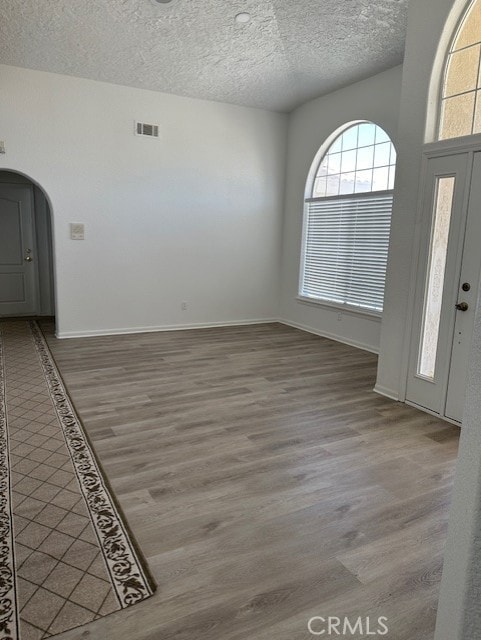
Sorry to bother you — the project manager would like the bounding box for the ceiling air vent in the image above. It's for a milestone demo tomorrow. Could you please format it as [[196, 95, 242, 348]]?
[[135, 122, 159, 138]]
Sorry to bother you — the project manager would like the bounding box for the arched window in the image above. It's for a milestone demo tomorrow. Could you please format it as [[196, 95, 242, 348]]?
[[299, 121, 396, 313], [439, 0, 481, 140]]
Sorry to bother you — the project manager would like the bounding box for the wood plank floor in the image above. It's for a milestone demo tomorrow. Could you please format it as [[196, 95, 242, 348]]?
[[40, 322, 459, 640]]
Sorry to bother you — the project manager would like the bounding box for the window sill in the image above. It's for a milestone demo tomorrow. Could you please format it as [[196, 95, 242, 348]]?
[[296, 296, 382, 320]]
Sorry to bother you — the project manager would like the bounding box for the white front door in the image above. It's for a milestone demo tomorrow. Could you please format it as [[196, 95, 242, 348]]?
[[0, 183, 39, 316], [406, 151, 481, 423]]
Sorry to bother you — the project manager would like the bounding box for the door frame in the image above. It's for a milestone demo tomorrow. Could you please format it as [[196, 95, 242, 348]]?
[[399, 133, 481, 420], [0, 168, 57, 320]]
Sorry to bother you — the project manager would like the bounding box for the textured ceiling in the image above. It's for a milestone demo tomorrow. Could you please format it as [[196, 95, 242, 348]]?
[[0, 0, 407, 112]]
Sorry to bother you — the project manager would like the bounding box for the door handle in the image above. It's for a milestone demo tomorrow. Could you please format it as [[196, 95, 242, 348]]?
[[24, 256, 32, 262], [455, 301, 469, 311]]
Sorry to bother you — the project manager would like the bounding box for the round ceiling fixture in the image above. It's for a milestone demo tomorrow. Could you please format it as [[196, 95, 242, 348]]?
[[235, 12, 251, 23], [151, 0, 174, 4]]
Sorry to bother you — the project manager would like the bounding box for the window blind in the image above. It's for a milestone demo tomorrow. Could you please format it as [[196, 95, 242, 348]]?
[[301, 192, 393, 313]]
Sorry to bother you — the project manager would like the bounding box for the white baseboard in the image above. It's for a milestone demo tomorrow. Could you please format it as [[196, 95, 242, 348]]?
[[373, 383, 400, 401], [56, 318, 382, 359], [55, 318, 279, 339], [278, 319, 379, 354]]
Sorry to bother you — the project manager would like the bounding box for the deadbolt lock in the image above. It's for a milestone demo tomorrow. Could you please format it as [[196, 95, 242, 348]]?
[[462, 282, 471, 292]]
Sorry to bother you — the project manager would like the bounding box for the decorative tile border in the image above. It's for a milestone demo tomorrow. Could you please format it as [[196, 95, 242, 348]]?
[[0, 327, 19, 640], [29, 322, 155, 609]]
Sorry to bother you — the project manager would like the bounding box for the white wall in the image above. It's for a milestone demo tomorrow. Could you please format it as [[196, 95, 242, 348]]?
[[278, 66, 403, 354], [435, 274, 481, 638], [0, 64, 287, 337]]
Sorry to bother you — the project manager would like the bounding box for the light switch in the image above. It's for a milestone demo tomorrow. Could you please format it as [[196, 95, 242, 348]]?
[[70, 223, 85, 240]]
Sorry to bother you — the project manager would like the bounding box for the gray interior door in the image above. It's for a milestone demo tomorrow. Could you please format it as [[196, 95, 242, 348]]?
[[0, 184, 38, 316]]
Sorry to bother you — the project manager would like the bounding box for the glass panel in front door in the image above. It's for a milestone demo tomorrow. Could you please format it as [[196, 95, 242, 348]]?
[[418, 176, 456, 379]]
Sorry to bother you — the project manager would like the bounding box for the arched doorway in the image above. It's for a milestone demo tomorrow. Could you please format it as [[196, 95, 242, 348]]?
[[0, 171, 55, 318]]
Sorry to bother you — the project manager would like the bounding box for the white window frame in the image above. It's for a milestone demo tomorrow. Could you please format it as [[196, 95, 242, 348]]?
[[298, 121, 396, 317], [437, 0, 481, 141]]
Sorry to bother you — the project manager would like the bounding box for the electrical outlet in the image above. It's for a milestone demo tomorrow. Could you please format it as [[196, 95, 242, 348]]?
[[181, 302, 187, 311], [337, 313, 342, 321]]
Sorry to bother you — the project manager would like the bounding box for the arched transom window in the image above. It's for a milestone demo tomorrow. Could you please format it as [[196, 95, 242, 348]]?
[[300, 122, 396, 313], [439, 0, 481, 140]]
